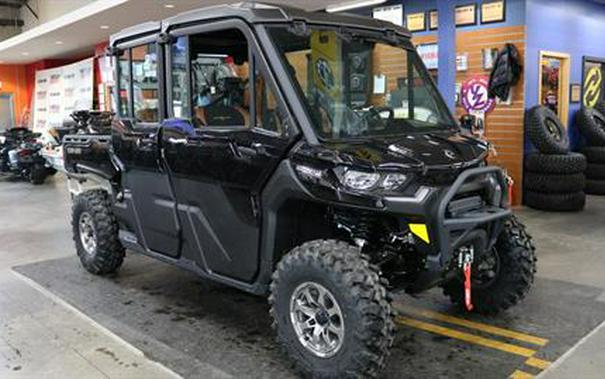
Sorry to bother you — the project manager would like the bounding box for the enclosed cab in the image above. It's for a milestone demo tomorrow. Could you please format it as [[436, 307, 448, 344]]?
[[63, 3, 536, 378]]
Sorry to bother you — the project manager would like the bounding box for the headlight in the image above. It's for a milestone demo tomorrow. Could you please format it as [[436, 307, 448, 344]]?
[[382, 173, 408, 190], [342, 170, 381, 190]]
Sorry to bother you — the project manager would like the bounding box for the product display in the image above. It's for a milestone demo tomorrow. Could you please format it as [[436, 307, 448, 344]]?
[[524, 106, 586, 211], [59, 4, 536, 378], [576, 104, 605, 195]]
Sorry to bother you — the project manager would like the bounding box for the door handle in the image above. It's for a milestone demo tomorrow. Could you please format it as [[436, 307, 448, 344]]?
[[167, 137, 188, 145], [252, 142, 267, 154]]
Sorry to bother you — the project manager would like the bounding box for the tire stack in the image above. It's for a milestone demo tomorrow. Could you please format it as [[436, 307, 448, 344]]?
[[576, 105, 605, 195], [524, 106, 587, 212]]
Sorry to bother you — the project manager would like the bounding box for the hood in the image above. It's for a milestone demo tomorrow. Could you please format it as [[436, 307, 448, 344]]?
[[294, 131, 489, 172]]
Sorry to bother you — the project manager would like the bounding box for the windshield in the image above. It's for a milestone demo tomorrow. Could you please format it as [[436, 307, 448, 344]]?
[[267, 25, 456, 140]]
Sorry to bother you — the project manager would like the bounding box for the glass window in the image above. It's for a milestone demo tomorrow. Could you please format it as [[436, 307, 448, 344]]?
[[131, 43, 159, 123], [189, 29, 250, 128], [268, 27, 455, 140], [171, 37, 189, 118], [117, 49, 131, 117], [255, 67, 284, 134]]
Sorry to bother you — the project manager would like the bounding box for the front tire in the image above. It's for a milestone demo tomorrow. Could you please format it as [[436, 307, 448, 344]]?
[[72, 190, 125, 275], [442, 215, 537, 315], [269, 240, 395, 378], [29, 164, 48, 185]]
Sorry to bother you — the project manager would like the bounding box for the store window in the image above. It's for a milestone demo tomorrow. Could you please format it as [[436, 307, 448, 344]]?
[[117, 49, 131, 118], [189, 28, 250, 128], [131, 43, 159, 123], [171, 37, 189, 118]]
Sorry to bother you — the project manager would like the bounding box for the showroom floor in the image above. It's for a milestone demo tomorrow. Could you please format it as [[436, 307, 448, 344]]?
[[1, 175, 605, 379]]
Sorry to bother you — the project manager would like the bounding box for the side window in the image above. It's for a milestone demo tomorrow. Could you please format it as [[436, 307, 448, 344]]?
[[117, 50, 131, 117], [189, 29, 250, 128], [255, 67, 285, 134], [171, 37, 189, 118], [131, 43, 159, 123]]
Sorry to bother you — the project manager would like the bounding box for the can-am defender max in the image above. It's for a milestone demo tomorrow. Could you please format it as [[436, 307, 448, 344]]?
[[63, 3, 536, 377]]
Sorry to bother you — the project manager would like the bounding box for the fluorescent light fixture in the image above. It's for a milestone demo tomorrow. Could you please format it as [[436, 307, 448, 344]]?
[[56, 41, 63, 45], [21, 52, 29, 56], [100, 25, 110, 29], [164, 4, 175, 8], [326, 0, 386, 13]]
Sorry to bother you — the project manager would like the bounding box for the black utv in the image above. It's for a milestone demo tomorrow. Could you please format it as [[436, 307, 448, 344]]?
[[63, 3, 536, 378]]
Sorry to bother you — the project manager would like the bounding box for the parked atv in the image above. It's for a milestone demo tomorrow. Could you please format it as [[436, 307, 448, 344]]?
[[62, 3, 537, 378], [0, 127, 55, 184]]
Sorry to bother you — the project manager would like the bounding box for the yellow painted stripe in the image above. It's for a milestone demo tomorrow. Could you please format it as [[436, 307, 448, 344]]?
[[510, 369, 534, 379], [399, 307, 549, 346], [397, 316, 537, 357], [525, 356, 551, 370]]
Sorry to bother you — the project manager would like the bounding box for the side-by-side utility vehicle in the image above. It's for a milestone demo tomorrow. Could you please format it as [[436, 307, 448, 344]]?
[[63, 3, 536, 377]]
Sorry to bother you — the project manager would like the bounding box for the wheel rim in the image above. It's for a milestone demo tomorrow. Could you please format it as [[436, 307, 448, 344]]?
[[545, 119, 562, 141], [78, 212, 97, 256], [289, 282, 345, 358]]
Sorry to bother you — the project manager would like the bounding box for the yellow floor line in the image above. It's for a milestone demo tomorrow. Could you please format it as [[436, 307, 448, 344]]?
[[397, 316, 537, 358], [399, 306, 549, 346], [525, 356, 551, 370], [510, 369, 534, 379]]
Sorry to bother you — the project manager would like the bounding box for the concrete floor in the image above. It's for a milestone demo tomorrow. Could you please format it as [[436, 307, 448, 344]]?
[[1, 174, 605, 378]]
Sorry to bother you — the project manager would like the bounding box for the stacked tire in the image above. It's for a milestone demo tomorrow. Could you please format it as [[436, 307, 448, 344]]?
[[576, 105, 605, 195], [524, 106, 586, 212]]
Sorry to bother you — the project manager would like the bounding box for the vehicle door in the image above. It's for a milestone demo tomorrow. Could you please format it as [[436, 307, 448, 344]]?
[[112, 40, 181, 258], [161, 23, 296, 282]]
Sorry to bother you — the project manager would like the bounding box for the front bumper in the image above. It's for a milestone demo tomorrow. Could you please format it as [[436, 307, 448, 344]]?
[[383, 166, 511, 289]]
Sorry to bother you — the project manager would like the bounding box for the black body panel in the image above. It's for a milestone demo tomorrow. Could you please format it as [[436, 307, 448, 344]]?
[[112, 123, 181, 257], [161, 124, 291, 282]]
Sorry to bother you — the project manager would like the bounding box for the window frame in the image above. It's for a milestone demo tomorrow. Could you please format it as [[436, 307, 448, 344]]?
[[165, 19, 293, 137], [114, 34, 164, 124]]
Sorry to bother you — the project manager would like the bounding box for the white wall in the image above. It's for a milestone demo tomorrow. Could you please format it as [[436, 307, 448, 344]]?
[[21, 0, 95, 31]]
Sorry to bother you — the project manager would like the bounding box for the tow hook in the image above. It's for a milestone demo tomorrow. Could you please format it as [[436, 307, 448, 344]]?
[[458, 246, 474, 311]]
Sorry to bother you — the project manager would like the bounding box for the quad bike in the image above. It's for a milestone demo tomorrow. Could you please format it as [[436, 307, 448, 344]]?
[[62, 3, 537, 378], [0, 127, 56, 184]]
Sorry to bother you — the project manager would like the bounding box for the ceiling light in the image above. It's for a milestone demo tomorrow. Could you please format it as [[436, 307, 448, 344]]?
[[100, 25, 110, 29], [326, 0, 386, 13], [164, 4, 175, 8], [21, 52, 29, 56], [56, 41, 63, 45]]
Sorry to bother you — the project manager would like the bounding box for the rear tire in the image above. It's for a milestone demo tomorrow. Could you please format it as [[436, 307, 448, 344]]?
[[524, 153, 587, 174], [269, 240, 395, 378], [524, 191, 586, 212], [586, 179, 605, 195], [442, 216, 536, 315], [29, 164, 48, 185], [524, 172, 585, 193], [576, 107, 605, 146], [526, 106, 569, 154], [72, 190, 125, 275]]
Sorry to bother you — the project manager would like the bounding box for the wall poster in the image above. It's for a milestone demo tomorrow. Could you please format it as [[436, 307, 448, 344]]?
[[481, 1, 505, 24], [406, 12, 426, 32], [373, 5, 403, 26], [582, 56, 605, 108], [429, 9, 438, 30], [33, 58, 94, 134], [456, 4, 477, 26]]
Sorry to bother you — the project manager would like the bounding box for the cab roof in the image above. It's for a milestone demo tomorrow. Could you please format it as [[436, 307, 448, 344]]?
[[110, 2, 411, 47]]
